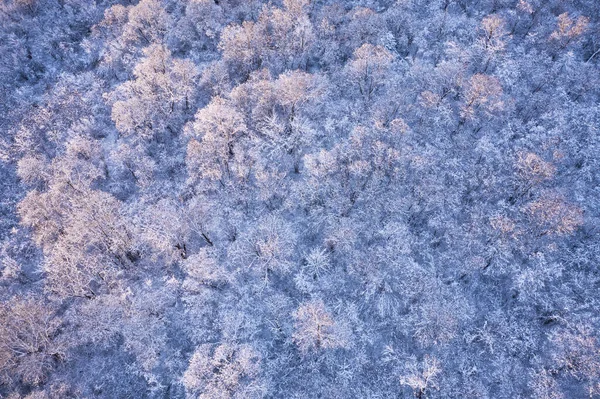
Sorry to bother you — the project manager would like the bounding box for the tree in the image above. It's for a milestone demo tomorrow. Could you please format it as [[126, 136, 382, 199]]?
[[183, 343, 264, 399], [345, 44, 394, 102], [523, 192, 583, 237], [93, 0, 172, 77], [17, 135, 107, 251], [122, 0, 171, 46], [136, 196, 215, 263], [292, 299, 347, 354], [109, 142, 156, 189], [10, 72, 106, 161], [185, 96, 248, 185], [550, 324, 600, 398], [219, 0, 315, 76], [529, 368, 563, 399], [17, 145, 134, 298], [479, 15, 508, 54], [411, 296, 462, 347], [476, 15, 509, 72], [219, 21, 263, 79], [42, 189, 134, 298], [256, 0, 315, 72], [16, 153, 49, 188], [169, 0, 224, 58], [515, 152, 555, 189], [2, 1, 600, 397], [343, 7, 388, 51], [137, 198, 190, 262], [248, 70, 326, 173], [549, 13, 589, 53], [110, 44, 198, 140], [182, 247, 227, 293], [0, 297, 64, 387], [460, 73, 504, 120], [229, 215, 297, 281], [399, 355, 442, 399], [300, 124, 402, 218]]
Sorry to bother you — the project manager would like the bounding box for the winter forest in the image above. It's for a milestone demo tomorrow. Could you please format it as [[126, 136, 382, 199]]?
[[0, 0, 599, 397]]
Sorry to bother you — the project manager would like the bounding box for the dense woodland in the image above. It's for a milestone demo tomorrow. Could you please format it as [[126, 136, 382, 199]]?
[[0, 0, 599, 397]]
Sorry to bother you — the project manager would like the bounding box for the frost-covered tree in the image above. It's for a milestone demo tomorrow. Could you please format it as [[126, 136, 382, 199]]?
[[292, 299, 347, 354], [183, 343, 264, 399], [110, 44, 198, 140], [345, 43, 394, 102], [399, 355, 442, 399], [0, 297, 64, 387], [185, 96, 247, 185]]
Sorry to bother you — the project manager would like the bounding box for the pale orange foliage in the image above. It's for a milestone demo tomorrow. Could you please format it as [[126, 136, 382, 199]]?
[[419, 90, 440, 108], [550, 13, 589, 47], [479, 15, 508, 53], [490, 215, 516, 237], [524, 193, 583, 236], [516, 152, 556, 184], [551, 325, 600, 397], [461, 74, 504, 119]]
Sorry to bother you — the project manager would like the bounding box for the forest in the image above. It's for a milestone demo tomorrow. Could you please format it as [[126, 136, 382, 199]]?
[[0, 0, 599, 397]]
